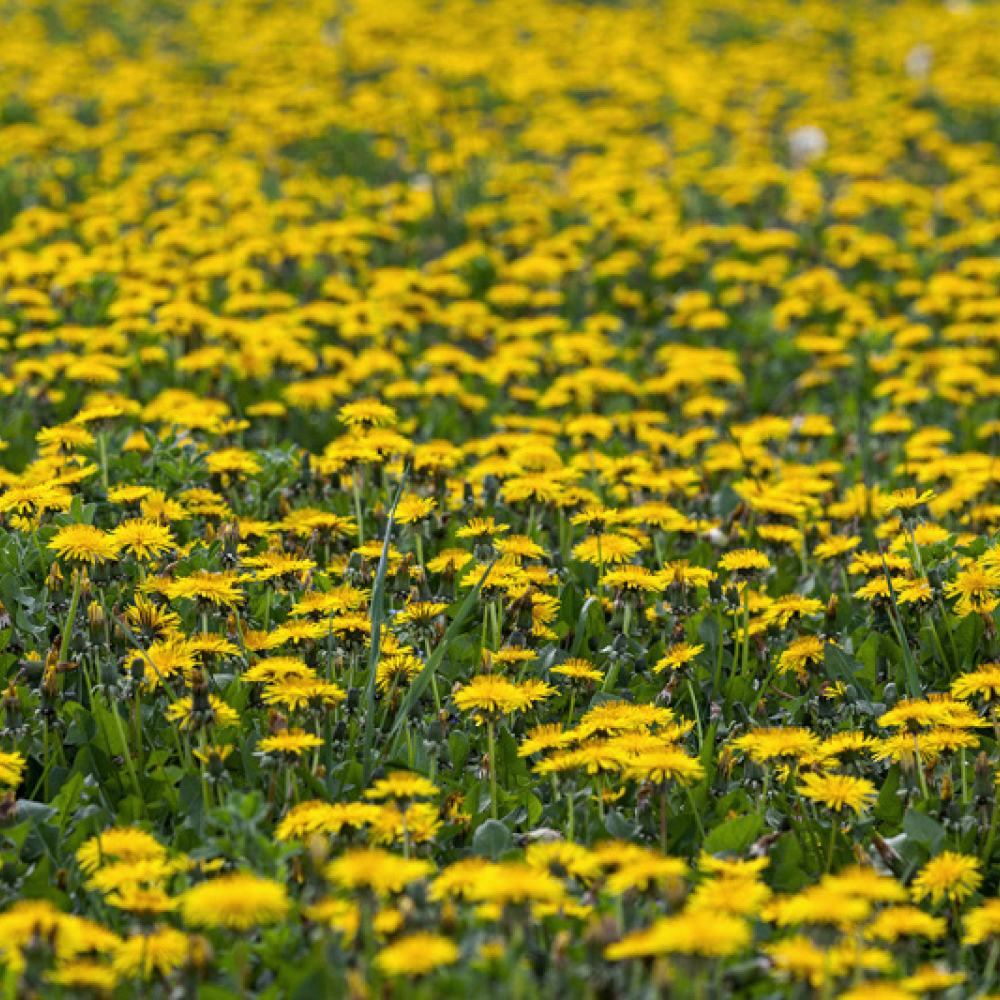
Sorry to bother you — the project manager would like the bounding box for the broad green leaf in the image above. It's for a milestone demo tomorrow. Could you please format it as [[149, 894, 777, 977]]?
[[472, 818, 511, 860], [703, 814, 762, 855]]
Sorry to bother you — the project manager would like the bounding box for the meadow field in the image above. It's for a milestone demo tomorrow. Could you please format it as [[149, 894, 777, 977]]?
[[2, 0, 1000, 995]]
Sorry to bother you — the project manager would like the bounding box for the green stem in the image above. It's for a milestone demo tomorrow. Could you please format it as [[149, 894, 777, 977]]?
[[759, 767, 771, 817], [925, 612, 949, 671], [487, 718, 498, 822], [936, 599, 960, 669], [984, 798, 999, 863], [882, 559, 921, 699], [401, 808, 411, 860], [489, 599, 501, 650], [711, 606, 725, 704], [740, 586, 752, 688], [59, 572, 83, 668], [423, 639, 441, 713], [686, 678, 703, 745], [198, 729, 213, 813], [98, 432, 109, 495], [660, 786, 668, 853], [749, 657, 783, 719], [914, 734, 930, 801], [984, 940, 1000, 988], [683, 783, 707, 839], [825, 822, 837, 874], [352, 472, 365, 547], [109, 694, 145, 816], [566, 781, 575, 841], [133, 687, 144, 782], [414, 532, 425, 583]]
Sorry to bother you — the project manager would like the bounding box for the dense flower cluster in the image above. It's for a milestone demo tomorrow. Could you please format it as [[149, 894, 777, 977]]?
[[1, 0, 1000, 995]]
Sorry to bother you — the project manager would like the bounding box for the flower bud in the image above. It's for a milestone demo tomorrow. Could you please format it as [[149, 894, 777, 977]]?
[[87, 600, 105, 635], [3, 683, 21, 730]]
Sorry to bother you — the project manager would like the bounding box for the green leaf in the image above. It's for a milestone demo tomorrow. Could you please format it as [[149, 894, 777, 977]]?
[[571, 596, 605, 657], [522, 791, 542, 827], [497, 726, 525, 786], [2, 821, 30, 851], [954, 613, 982, 669], [771, 831, 809, 893], [449, 731, 470, 772], [874, 765, 902, 826], [855, 633, 880, 686], [823, 643, 868, 697], [697, 613, 721, 652], [91, 699, 128, 758], [703, 814, 762, 855], [52, 773, 85, 831], [473, 819, 511, 861], [14, 801, 56, 824], [604, 809, 638, 841], [699, 722, 718, 784], [902, 808, 946, 854]]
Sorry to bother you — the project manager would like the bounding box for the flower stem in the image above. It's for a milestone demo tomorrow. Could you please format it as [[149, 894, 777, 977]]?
[[487, 718, 498, 822], [59, 571, 83, 667], [683, 782, 707, 840], [711, 606, 725, 704], [686, 678, 703, 745], [914, 734, 930, 800], [98, 432, 109, 495], [352, 472, 365, 546]]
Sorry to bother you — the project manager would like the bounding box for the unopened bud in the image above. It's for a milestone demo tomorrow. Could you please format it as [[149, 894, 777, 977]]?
[[3, 683, 21, 730], [825, 594, 838, 625], [940, 773, 953, 803], [87, 600, 105, 633]]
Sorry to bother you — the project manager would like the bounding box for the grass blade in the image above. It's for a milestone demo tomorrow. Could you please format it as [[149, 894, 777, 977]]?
[[386, 561, 493, 749], [360, 470, 408, 786], [880, 553, 921, 700]]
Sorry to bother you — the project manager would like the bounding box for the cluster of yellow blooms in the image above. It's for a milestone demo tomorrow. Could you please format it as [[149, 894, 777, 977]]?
[[5, 0, 1000, 995]]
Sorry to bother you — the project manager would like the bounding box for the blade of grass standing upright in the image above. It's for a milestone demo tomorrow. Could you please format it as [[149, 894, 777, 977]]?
[[361, 469, 408, 786], [880, 552, 921, 701], [386, 560, 494, 750]]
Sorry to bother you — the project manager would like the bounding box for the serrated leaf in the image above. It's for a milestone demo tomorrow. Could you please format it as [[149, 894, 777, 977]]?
[[703, 814, 762, 855]]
